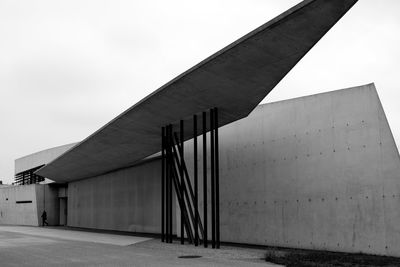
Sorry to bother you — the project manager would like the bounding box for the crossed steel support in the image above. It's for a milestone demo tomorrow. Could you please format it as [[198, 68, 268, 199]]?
[[161, 107, 220, 248]]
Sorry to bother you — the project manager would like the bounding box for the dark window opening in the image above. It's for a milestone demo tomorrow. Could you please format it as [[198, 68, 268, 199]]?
[[16, 200, 32, 204]]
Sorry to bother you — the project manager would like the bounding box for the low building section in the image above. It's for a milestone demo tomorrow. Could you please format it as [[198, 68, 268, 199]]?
[[0, 184, 59, 226]]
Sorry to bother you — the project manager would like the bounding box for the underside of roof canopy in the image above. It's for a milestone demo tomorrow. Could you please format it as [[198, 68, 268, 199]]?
[[36, 0, 358, 182]]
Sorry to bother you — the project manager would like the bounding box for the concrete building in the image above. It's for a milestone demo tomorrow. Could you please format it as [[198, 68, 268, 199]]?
[[5, 0, 399, 259], [0, 184, 60, 226], [66, 83, 400, 257], [2, 84, 400, 256], [0, 143, 76, 226]]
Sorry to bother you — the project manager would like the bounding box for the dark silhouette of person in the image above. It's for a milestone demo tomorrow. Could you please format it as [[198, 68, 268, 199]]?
[[41, 210, 48, 226]]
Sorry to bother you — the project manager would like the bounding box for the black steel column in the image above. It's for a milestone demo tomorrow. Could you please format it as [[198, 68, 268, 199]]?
[[170, 159, 194, 242], [169, 125, 173, 243], [179, 120, 184, 244], [202, 111, 208, 248], [161, 127, 165, 242], [193, 114, 199, 246], [167, 125, 171, 243], [172, 133, 205, 241], [214, 108, 220, 248], [210, 109, 215, 248], [160, 110, 218, 247], [166, 125, 170, 243]]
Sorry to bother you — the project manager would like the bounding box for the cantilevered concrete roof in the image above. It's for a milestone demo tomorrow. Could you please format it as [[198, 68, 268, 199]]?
[[36, 0, 358, 182]]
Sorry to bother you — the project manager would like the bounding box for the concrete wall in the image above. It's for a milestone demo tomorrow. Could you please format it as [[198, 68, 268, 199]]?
[[68, 159, 169, 233], [179, 83, 400, 256], [59, 198, 67, 226], [15, 143, 77, 174], [0, 184, 39, 225], [64, 83, 400, 256], [36, 184, 60, 226], [0, 184, 61, 226]]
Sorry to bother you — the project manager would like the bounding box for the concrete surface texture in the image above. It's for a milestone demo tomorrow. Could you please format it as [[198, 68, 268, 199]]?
[[0, 184, 61, 226], [0, 184, 39, 225], [67, 159, 172, 234], [36, 184, 60, 226], [180, 83, 400, 256], [15, 142, 77, 174], [0, 226, 276, 267], [36, 0, 358, 183], [64, 83, 400, 256]]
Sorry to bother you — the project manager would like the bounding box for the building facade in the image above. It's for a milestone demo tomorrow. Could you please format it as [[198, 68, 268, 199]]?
[[3, 84, 399, 256]]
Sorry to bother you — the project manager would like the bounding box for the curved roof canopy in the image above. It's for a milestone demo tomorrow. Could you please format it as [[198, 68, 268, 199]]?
[[36, 0, 358, 182]]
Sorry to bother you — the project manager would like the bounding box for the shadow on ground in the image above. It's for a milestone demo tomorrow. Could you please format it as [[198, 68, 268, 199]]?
[[264, 248, 400, 267]]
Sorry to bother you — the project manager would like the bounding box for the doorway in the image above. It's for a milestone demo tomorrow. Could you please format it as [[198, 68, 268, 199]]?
[[59, 198, 67, 226]]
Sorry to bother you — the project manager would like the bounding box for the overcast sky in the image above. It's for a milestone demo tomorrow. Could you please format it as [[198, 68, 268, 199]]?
[[1, 0, 399, 184]]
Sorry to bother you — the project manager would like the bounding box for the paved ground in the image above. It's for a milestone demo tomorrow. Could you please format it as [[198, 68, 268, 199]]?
[[0, 226, 279, 267], [0, 226, 151, 246]]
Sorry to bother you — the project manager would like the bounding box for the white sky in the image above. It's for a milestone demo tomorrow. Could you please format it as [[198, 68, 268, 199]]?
[[1, 0, 399, 184]]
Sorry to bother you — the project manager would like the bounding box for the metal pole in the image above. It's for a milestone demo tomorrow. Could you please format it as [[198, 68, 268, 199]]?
[[172, 133, 205, 242], [161, 127, 165, 242], [169, 125, 173, 243], [179, 120, 184, 244], [202, 111, 208, 248], [166, 125, 170, 243], [171, 135, 198, 244], [193, 114, 199, 246], [210, 109, 215, 248], [171, 158, 194, 242], [214, 108, 220, 248]]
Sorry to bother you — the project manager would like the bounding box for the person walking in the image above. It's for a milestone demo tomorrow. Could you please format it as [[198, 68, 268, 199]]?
[[41, 210, 48, 226]]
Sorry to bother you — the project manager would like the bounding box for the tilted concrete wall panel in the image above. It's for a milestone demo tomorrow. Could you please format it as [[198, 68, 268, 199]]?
[[179, 83, 400, 256], [67, 159, 174, 234], [0, 184, 60, 226], [15, 143, 77, 174], [0, 184, 39, 225]]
